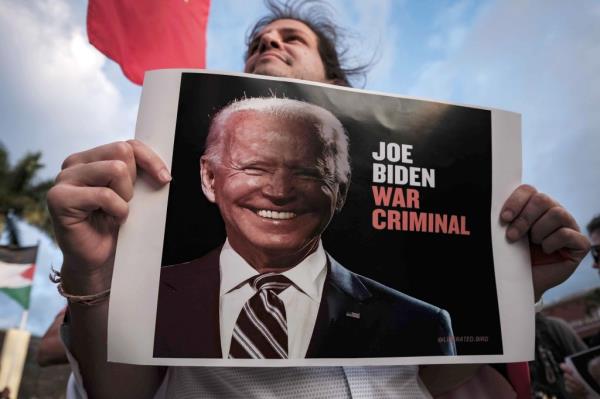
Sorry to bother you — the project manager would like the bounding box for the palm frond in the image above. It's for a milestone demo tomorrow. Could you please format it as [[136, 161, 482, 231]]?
[[0, 142, 54, 242]]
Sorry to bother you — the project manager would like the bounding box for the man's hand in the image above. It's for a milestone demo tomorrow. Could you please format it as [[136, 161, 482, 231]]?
[[47, 140, 171, 293], [46, 140, 169, 399], [560, 363, 588, 398], [500, 184, 590, 301]]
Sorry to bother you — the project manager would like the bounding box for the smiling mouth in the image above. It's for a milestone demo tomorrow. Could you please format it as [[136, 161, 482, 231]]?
[[256, 209, 297, 220]]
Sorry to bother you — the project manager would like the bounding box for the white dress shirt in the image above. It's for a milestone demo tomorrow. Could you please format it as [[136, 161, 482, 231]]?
[[219, 239, 327, 358], [157, 365, 430, 398]]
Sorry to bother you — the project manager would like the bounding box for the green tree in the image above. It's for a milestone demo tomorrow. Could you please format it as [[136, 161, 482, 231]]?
[[0, 143, 54, 245]]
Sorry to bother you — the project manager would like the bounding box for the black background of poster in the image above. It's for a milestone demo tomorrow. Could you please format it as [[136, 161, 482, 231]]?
[[160, 73, 501, 356]]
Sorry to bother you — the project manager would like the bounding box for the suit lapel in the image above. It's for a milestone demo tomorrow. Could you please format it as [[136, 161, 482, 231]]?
[[172, 247, 222, 358], [306, 255, 372, 358], [201, 248, 223, 358]]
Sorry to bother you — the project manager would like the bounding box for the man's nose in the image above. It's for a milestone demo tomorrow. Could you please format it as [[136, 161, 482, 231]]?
[[258, 31, 282, 52], [262, 170, 295, 202]]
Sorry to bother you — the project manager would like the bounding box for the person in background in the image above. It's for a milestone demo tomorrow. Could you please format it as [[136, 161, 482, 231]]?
[[586, 215, 600, 275], [585, 215, 600, 348], [530, 313, 587, 398], [559, 214, 600, 398]]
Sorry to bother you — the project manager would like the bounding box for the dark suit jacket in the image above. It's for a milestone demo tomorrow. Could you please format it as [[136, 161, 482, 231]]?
[[154, 247, 457, 358]]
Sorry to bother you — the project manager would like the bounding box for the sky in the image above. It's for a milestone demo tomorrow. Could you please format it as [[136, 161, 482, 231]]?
[[0, 0, 599, 336]]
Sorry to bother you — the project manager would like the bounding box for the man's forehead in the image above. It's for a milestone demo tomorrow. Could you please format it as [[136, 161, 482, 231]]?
[[224, 109, 313, 132], [254, 18, 318, 40]]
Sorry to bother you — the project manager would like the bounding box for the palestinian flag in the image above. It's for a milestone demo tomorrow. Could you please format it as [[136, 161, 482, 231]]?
[[0, 245, 37, 309]]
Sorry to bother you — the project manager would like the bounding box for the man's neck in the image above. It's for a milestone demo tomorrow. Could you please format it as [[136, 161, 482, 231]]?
[[228, 239, 321, 273]]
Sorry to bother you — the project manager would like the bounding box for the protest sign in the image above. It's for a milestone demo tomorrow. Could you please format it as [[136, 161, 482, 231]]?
[[108, 70, 533, 366]]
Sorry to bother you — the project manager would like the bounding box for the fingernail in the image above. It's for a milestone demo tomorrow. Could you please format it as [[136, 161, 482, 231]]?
[[159, 169, 172, 183], [501, 210, 513, 221], [507, 227, 519, 241]]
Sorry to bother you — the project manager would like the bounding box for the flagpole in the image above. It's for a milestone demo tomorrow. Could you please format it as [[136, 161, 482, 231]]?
[[18, 309, 28, 330], [17, 239, 39, 331]]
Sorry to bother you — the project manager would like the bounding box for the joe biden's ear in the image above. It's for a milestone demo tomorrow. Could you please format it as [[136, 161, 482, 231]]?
[[335, 181, 350, 212], [200, 156, 217, 203]]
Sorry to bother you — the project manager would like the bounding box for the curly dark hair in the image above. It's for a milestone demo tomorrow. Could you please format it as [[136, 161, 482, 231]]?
[[245, 0, 371, 87], [588, 214, 600, 235]]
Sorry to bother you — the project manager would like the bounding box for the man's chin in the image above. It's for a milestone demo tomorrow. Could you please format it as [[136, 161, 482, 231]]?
[[252, 241, 305, 255], [245, 239, 318, 259], [250, 64, 293, 79]]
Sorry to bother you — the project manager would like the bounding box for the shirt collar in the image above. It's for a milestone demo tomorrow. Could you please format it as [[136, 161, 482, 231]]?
[[219, 239, 327, 302]]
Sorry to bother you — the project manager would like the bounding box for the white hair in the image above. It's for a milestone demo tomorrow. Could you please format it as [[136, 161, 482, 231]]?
[[203, 97, 351, 186]]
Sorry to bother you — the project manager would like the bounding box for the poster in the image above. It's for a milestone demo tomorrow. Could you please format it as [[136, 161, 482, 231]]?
[[108, 70, 533, 366]]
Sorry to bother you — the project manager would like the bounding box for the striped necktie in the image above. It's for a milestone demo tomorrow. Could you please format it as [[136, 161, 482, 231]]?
[[229, 273, 293, 359]]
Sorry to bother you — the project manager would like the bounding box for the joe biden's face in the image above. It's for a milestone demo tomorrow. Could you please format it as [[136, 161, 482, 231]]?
[[201, 111, 342, 268]]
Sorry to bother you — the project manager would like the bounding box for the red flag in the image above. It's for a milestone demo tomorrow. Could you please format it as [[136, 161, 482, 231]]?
[[87, 0, 210, 85]]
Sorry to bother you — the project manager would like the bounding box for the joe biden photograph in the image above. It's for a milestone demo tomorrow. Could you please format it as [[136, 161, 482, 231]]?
[[153, 97, 456, 359]]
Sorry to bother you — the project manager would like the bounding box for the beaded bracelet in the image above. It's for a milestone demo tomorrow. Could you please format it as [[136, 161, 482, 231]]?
[[50, 267, 110, 306]]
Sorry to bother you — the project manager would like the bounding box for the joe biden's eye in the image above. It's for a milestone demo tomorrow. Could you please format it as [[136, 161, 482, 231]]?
[[294, 170, 324, 180], [243, 166, 268, 175]]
